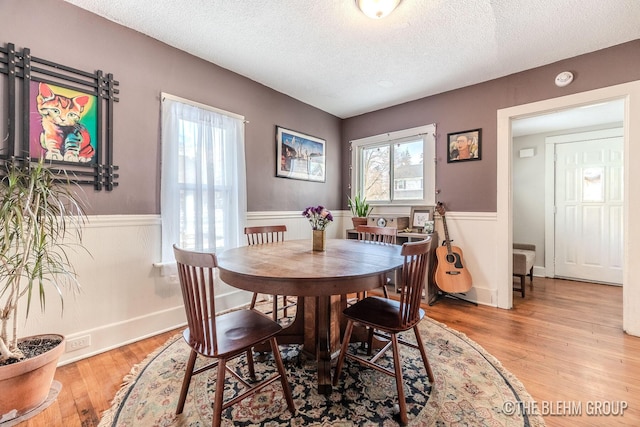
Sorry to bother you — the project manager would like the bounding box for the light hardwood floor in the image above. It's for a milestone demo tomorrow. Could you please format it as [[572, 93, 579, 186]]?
[[23, 277, 640, 426]]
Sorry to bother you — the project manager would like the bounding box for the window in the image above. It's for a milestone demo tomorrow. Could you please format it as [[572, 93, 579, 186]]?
[[350, 124, 436, 205], [160, 94, 246, 263]]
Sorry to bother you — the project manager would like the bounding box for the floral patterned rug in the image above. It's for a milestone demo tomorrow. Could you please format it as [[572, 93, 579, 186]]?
[[99, 312, 544, 426]]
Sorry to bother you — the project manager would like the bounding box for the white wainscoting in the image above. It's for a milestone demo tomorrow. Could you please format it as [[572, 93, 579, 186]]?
[[431, 211, 499, 306], [20, 215, 208, 365], [18, 210, 498, 366], [250, 210, 500, 306], [19, 215, 185, 365], [246, 210, 351, 240]]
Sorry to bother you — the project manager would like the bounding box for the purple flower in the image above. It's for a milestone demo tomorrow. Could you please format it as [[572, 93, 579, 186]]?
[[302, 205, 333, 230]]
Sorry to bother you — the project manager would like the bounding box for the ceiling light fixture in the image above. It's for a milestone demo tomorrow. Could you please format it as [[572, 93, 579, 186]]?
[[356, 0, 401, 19]]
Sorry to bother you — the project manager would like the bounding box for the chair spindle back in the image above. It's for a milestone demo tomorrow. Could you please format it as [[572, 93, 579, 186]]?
[[245, 225, 287, 245], [355, 225, 397, 244], [398, 237, 432, 328], [173, 244, 218, 355]]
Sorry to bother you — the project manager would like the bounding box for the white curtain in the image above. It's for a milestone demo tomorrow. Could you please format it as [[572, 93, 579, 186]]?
[[160, 94, 246, 263]]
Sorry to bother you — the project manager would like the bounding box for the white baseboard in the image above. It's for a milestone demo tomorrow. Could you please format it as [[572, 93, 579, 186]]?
[[59, 288, 249, 365], [533, 265, 545, 277], [60, 305, 186, 365]]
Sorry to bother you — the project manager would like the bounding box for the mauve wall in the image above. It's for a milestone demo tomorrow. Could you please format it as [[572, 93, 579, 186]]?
[[0, 0, 342, 215], [3, 1, 639, 215], [341, 40, 640, 212]]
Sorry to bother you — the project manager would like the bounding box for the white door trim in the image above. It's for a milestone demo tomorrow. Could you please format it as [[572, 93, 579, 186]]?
[[497, 80, 640, 337]]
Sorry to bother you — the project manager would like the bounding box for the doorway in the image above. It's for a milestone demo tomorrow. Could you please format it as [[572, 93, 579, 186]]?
[[511, 106, 624, 285], [496, 80, 640, 336]]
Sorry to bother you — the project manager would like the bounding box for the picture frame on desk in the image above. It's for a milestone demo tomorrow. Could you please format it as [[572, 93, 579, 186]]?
[[410, 205, 435, 232], [423, 220, 435, 234]]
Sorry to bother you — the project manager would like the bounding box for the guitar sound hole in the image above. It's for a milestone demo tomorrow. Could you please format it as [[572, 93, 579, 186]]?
[[446, 253, 464, 268]]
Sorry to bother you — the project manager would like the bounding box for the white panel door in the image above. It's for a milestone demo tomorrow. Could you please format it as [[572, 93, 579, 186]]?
[[555, 136, 623, 284]]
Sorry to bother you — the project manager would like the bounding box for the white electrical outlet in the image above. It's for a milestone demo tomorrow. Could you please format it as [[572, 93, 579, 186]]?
[[66, 334, 91, 352]]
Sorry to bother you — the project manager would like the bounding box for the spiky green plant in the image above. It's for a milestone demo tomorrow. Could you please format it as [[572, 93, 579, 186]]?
[[347, 192, 372, 217], [0, 158, 87, 362]]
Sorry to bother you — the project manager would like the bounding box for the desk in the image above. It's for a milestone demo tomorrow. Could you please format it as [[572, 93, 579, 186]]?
[[216, 238, 404, 394], [345, 229, 436, 243]]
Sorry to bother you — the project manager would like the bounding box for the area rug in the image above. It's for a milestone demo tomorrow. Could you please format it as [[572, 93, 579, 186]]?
[[99, 313, 544, 426]]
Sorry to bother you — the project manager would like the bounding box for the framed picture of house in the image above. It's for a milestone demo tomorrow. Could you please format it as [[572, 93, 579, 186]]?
[[276, 125, 326, 182], [447, 128, 481, 163], [410, 205, 435, 232]]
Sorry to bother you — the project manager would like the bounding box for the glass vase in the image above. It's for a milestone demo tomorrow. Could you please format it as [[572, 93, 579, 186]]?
[[312, 229, 326, 252]]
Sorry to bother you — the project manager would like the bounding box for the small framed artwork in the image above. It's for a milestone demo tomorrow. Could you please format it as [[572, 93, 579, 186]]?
[[410, 206, 435, 232], [276, 125, 326, 182], [447, 128, 481, 163], [423, 220, 435, 234]]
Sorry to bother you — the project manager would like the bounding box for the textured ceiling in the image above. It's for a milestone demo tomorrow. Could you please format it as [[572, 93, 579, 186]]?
[[64, 0, 640, 119]]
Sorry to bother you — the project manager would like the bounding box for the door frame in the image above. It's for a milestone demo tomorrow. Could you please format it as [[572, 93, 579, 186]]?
[[545, 128, 624, 280], [497, 80, 640, 336]]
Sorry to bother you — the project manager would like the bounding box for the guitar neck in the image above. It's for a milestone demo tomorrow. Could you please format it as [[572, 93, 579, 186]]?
[[441, 214, 453, 255]]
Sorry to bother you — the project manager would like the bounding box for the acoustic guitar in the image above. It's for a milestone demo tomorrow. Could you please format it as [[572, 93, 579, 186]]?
[[434, 202, 473, 294]]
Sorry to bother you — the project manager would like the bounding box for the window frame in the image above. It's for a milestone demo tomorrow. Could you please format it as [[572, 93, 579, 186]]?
[[350, 124, 436, 206]]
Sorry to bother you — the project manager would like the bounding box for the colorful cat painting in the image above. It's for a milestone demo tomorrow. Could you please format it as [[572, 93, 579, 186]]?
[[36, 82, 95, 162]]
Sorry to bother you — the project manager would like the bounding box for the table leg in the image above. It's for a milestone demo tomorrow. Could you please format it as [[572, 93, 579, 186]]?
[[273, 297, 305, 345], [299, 295, 357, 394], [254, 297, 305, 352], [317, 294, 332, 395]]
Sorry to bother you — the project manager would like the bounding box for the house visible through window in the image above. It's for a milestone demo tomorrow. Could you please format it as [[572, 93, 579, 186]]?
[[351, 124, 436, 205], [160, 93, 247, 263]]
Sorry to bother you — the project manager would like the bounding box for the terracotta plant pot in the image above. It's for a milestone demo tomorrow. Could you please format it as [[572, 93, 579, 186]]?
[[351, 217, 368, 228], [0, 334, 65, 422]]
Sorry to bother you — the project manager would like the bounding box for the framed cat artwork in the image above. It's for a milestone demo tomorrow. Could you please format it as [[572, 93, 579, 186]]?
[[29, 81, 99, 165], [1, 41, 119, 190]]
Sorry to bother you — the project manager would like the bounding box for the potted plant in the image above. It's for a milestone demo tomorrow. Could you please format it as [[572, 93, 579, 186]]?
[[0, 158, 87, 421], [347, 192, 372, 228]]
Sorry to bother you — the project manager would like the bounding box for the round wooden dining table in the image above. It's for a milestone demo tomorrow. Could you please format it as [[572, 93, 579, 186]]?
[[216, 238, 404, 394]]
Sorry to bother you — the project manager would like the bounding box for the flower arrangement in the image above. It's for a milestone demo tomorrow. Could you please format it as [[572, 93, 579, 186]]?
[[302, 205, 333, 230]]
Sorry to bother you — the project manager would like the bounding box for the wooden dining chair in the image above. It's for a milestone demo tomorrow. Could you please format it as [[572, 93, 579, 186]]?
[[244, 225, 296, 321], [333, 238, 434, 426], [356, 224, 398, 245], [354, 225, 398, 299], [173, 245, 295, 427]]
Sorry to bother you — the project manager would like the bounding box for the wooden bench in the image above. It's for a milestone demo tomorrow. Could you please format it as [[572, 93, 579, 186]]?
[[513, 243, 535, 297]]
